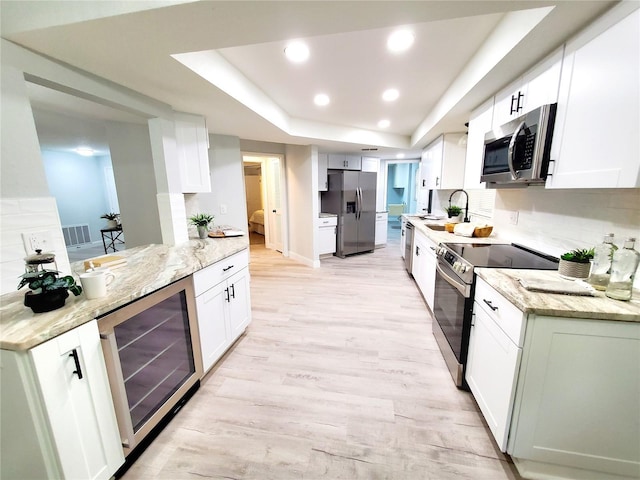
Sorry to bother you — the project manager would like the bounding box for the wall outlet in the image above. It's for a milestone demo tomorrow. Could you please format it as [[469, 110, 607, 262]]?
[[22, 231, 53, 254], [220, 204, 228, 215], [508, 211, 519, 225]]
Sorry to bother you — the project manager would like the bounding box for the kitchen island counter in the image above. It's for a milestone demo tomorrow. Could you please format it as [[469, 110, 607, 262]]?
[[476, 268, 640, 322], [0, 236, 249, 351]]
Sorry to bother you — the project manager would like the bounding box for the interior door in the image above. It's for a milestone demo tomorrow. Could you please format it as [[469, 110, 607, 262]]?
[[265, 157, 284, 252]]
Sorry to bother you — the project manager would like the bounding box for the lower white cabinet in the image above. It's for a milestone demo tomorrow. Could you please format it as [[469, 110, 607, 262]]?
[[318, 216, 337, 256], [193, 249, 252, 374], [375, 212, 387, 247], [0, 320, 124, 480], [411, 229, 437, 311]]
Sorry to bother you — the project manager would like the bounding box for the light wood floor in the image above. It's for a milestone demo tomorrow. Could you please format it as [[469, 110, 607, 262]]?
[[122, 229, 522, 479]]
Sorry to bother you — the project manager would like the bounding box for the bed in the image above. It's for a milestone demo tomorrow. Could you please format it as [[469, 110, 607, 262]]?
[[249, 209, 265, 235]]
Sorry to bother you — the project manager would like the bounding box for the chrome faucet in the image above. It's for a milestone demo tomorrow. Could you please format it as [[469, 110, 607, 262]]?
[[448, 189, 470, 223]]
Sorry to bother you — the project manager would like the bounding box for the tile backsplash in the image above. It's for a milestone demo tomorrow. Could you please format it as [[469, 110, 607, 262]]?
[[0, 197, 71, 296]]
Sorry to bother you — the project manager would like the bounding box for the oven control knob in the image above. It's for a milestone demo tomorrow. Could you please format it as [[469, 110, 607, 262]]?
[[458, 263, 468, 273], [453, 261, 461, 272]]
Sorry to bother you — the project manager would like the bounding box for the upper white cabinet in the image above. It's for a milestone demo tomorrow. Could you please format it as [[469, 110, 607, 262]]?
[[464, 98, 494, 190], [318, 153, 328, 191], [175, 112, 211, 193], [492, 48, 562, 130], [546, 7, 640, 189], [421, 133, 466, 190], [328, 154, 361, 170], [361, 156, 379, 173], [1, 320, 124, 479]]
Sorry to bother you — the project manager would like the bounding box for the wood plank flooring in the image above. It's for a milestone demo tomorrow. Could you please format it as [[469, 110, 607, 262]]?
[[122, 229, 522, 479]]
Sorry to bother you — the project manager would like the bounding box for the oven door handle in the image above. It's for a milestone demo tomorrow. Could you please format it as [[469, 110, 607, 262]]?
[[436, 262, 469, 297]]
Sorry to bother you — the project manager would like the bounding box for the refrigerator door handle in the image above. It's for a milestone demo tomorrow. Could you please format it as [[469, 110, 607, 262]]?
[[355, 187, 360, 219], [357, 187, 363, 219]]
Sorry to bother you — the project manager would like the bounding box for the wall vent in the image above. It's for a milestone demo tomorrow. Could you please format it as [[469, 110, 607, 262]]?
[[63, 224, 91, 247]]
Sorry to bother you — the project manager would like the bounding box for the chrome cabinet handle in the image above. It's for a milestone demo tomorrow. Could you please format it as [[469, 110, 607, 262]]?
[[483, 299, 498, 311]]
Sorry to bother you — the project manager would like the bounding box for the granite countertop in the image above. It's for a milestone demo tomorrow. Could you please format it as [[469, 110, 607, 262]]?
[[0, 235, 249, 351], [404, 214, 501, 246], [476, 268, 640, 322], [319, 212, 337, 218]]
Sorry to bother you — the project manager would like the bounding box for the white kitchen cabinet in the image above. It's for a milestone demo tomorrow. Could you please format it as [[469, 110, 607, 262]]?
[[547, 6, 639, 189], [463, 98, 494, 189], [491, 48, 562, 130], [193, 249, 252, 374], [0, 320, 124, 480], [411, 229, 437, 311], [318, 215, 337, 256], [466, 277, 526, 452], [328, 153, 361, 170], [361, 156, 379, 173], [175, 112, 211, 193], [420, 133, 466, 190], [400, 216, 407, 259], [509, 315, 640, 480], [375, 211, 388, 247], [318, 153, 328, 191]]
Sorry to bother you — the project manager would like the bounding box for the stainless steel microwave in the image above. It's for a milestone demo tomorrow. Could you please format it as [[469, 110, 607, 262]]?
[[481, 103, 557, 187]]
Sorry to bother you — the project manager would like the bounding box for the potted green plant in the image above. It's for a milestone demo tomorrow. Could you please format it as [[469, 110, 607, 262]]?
[[18, 270, 83, 313], [558, 248, 595, 279], [189, 213, 215, 239], [101, 212, 120, 228], [445, 205, 463, 221]]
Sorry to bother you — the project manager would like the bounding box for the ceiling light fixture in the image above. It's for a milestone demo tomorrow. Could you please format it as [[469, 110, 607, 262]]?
[[284, 41, 310, 63], [314, 93, 330, 106], [378, 119, 390, 129], [75, 147, 95, 157], [387, 29, 415, 53], [382, 88, 399, 102]]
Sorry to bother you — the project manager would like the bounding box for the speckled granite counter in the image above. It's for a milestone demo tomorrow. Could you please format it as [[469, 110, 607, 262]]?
[[0, 236, 249, 351], [476, 268, 640, 322], [403, 214, 502, 245]]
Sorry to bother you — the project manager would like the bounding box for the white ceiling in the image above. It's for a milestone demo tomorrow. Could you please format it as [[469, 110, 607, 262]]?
[[1, 0, 615, 159]]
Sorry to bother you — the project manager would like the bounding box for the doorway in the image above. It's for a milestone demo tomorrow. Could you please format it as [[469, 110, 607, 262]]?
[[385, 161, 420, 231], [242, 153, 288, 255]]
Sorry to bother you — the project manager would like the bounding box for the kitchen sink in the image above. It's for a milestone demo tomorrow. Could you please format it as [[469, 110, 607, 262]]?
[[425, 224, 446, 231]]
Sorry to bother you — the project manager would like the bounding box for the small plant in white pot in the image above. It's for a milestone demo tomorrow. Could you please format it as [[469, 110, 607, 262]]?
[[189, 213, 215, 239], [101, 212, 120, 229], [558, 248, 595, 279], [445, 205, 463, 222]]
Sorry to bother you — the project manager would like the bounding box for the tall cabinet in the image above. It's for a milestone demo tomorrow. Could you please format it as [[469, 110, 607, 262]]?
[[1, 320, 124, 479]]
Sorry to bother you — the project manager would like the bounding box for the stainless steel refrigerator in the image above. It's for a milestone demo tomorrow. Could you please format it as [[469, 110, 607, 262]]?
[[322, 170, 377, 258]]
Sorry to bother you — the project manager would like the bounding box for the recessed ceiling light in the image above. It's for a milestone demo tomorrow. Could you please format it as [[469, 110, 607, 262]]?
[[284, 41, 310, 63], [75, 147, 95, 156], [314, 93, 330, 106], [387, 30, 414, 53], [378, 119, 390, 129], [396, 153, 405, 159], [382, 88, 399, 102]]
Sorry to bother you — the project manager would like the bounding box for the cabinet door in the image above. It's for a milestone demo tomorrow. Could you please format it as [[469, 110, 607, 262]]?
[[466, 303, 521, 452], [30, 320, 124, 480], [464, 98, 494, 189], [175, 113, 211, 193], [195, 280, 230, 373], [327, 154, 347, 169], [227, 268, 252, 342], [421, 140, 442, 189], [439, 134, 467, 190], [547, 8, 639, 188], [510, 316, 640, 478], [520, 49, 562, 114], [492, 78, 524, 129], [375, 212, 387, 246], [422, 241, 437, 311], [345, 155, 362, 170], [361, 156, 379, 173], [318, 225, 337, 255], [318, 153, 328, 191]]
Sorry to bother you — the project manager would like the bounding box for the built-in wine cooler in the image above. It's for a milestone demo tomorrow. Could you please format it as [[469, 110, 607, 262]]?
[[98, 276, 202, 471]]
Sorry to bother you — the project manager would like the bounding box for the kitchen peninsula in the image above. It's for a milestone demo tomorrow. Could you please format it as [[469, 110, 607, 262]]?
[[0, 236, 249, 480]]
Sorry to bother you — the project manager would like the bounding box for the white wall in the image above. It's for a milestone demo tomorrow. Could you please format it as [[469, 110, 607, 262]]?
[[105, 121, 163, 248], [285, 144, 316, 266], [185, 134, 247, 236]]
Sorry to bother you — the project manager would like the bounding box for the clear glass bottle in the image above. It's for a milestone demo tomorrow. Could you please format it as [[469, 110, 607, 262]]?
[[587, 233, 616, 290], [605, 238, 640, 301]]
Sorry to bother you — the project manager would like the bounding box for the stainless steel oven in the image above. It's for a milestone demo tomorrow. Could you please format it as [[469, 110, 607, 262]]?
[[432, 243, 558, 388], [98, 276, 203, 468]]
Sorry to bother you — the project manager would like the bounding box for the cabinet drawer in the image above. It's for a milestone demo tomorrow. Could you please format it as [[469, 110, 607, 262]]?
[[318, 216, 337, 227], [193, 249, 249, 296], [474, 277, 525, 346], [375, 212, 388, 222]]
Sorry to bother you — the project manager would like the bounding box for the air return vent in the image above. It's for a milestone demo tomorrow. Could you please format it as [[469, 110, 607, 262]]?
[[63, 224, 91, 246]]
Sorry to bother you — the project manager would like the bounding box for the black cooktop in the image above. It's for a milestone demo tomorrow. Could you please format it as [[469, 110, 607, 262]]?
[[445, 243, 559, 270]]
